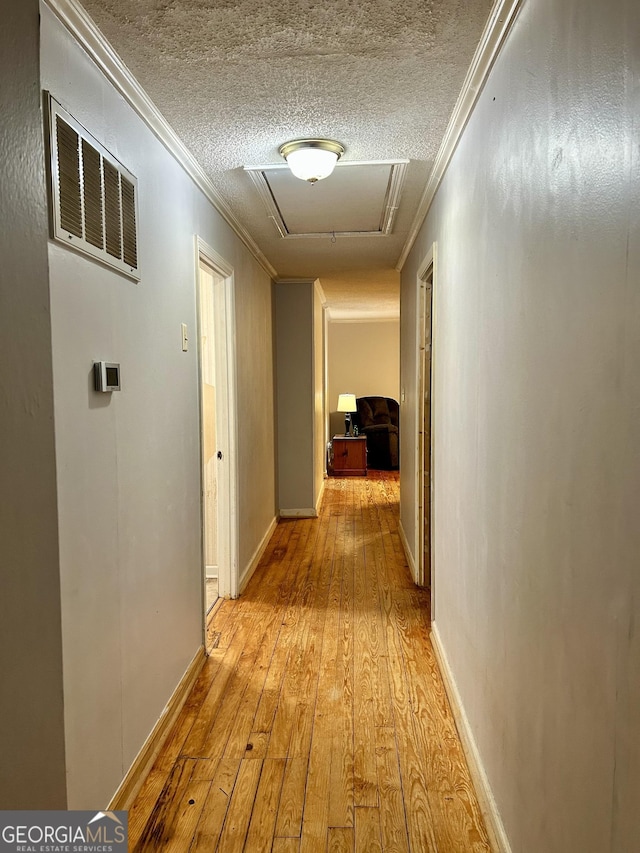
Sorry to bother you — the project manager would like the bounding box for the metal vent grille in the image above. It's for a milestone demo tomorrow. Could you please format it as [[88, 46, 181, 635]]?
[[103, 160, 122, 260], [81, 138, 103, 249], [57, 119, 82, 238], [121, 177, 138, 268], [48, 95, 139, 281]]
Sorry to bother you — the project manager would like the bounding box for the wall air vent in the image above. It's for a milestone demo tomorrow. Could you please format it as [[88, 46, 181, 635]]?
[[47, 94, 139, 280]]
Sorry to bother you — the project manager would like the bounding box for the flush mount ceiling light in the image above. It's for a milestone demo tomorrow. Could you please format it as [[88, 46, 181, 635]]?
[[278, 138, 345, 183]]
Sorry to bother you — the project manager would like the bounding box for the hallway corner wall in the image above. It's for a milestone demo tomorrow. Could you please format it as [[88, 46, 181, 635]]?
[[400, 0, 640, 850], [274, 280, 319, 515], [0, 0, 67, 809]]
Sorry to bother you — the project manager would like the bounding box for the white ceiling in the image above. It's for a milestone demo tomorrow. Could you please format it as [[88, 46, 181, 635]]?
[[78, 0, 495, 316]]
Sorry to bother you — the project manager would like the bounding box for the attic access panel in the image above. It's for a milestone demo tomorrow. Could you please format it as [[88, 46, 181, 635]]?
[[245, 160, 408, 239]]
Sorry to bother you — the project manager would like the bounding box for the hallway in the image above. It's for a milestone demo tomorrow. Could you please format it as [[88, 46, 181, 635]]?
[[128, 474, 490, 852]]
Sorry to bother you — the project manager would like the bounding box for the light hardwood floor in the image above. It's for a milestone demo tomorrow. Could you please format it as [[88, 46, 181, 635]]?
[[129, 473, 491, 852], [206, 577, 218, 614]]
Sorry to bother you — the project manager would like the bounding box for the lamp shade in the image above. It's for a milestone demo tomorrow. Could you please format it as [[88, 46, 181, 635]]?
[[337, 393, 357, 413], [279, 138, 345, 183]]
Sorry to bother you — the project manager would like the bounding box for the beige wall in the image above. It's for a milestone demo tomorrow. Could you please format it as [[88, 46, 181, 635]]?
[[328, 319, 399, 436], [400, 0, 640, 850]]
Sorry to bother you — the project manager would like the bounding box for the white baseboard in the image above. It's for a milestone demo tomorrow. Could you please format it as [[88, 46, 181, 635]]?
[[315, 478, 325, 516], [279, 508, 318, 518], [239, 515, 278, 593], [431, 623, 512, 853], [205, 565, 218, 579], [108, 644, 207, 810], [398, 518, 417, 583]]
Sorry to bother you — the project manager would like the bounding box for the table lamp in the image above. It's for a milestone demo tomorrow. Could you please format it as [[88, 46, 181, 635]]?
[[337, 393, 357, 436]]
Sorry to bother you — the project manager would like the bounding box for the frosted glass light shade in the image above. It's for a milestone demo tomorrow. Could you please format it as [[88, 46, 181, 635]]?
[[279, 138, 345, 183], [286, 148, 338, 182], [337, 393, 357, 413]]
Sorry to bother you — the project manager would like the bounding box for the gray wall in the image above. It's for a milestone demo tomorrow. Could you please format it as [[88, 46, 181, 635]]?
[[0, 1, 67, 808], [400, 0, 640, 850], [33, 5, 276, 808], [275, 281, 316, 513]]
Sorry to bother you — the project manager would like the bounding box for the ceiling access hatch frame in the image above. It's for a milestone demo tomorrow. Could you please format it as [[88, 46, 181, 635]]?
[[244, 159, 408, 240]]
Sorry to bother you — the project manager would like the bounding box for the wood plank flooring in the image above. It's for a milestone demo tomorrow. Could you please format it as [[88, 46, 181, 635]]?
[[129, 473, 491, 852]]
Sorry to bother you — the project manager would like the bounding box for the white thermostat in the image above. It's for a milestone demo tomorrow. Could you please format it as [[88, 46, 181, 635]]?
[[94, 361, 121, 392]]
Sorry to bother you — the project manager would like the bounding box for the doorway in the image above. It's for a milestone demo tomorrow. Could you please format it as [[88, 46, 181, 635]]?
[[416, 250, 435, 613], [196, 239, 239, 622]]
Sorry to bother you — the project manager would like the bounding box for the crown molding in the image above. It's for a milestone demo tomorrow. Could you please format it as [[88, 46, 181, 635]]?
[[314, 279, 328, 307], [327, 311, 399, 323], [381, 160, 408, 236], [43, 0, 278, 281], [396, 0, 523, 271], [244, 169, 288, 239]]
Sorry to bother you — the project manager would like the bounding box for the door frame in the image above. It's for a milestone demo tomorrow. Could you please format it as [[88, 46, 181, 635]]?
[[415, 244, 437, 618], [195, 237, 239, 606]]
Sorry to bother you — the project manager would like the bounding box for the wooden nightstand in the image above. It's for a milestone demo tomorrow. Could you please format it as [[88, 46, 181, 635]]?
[[331, 435, 367, 476]]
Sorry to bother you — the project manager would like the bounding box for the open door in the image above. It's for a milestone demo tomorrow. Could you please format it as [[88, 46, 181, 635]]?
[[196, 240, 238, 617], [199, 261, 220, 612], [416, 250, 435, 616]]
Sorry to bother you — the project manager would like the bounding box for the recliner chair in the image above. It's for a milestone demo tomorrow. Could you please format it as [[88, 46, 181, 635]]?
[[353, 396, 399, 470]]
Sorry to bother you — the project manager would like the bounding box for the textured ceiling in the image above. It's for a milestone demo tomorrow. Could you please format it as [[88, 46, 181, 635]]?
[[319, 269, 401, 321], [79, 0, 495, 314]]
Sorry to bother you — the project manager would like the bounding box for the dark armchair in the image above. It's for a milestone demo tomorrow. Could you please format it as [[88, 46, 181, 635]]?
[[353, 396, 399, 470]]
